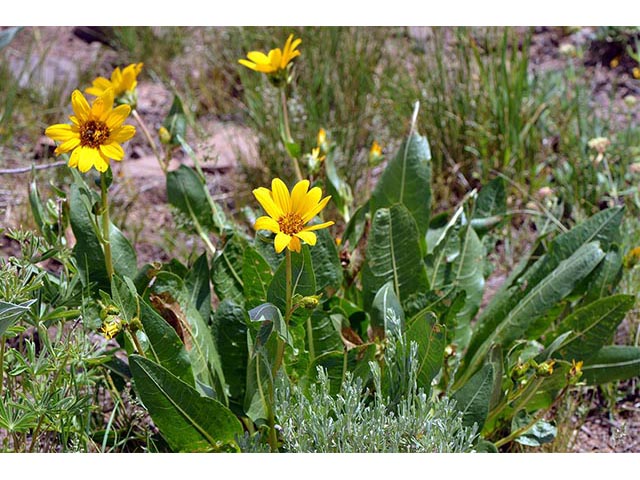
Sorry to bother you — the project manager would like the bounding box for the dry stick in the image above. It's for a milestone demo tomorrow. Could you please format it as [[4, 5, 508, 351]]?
[[131, 109, 165, 173], [0, 161, 67, 175]]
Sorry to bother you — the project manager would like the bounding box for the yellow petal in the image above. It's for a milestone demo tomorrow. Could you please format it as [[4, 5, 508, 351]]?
[[92, 89, 114, 119], [302, 220, 334, 232], [297, 186, 322, 217], [110, 125, 136, 143], [254, 216, 280, 233], [106, 104, 131, 129], [268, 49, 282, 70], [71, 90, 90, 122], [290, 180, 310, 213], [94, 153, 110, 172], [295, 230, 316, 246], [85, 77, 111, 96], [55, 137, 80, 154], [274, 232, 291, 253], [302, 195, 331, 224], [77, 146, 101, 173], [246, 51, 270, 65], [68, 147, 81, 168], [253, 187, 284, 219], [100, 142, 125, 160], [238, 59, 259, 71], [288, 236, 301, 252], [45, 123, 77, 142], [271, 178, 291, 213]]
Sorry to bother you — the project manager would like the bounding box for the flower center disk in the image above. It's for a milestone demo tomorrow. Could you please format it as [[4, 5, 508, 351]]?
[[80, 120, 110, 148], [278, 213, 304, 235]]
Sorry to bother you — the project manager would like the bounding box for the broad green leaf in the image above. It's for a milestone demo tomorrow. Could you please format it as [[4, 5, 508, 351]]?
[[342, 201, 369, 253], [0, 300, 35, 336], [579, 246, 623, 304], [242, 246, 273, 309], [162, 95, 187, 145], [309, 226, 343, 296], [464, 207, 623, 374], [267, 246, 316, 317], [138, 299, 194, 386], [361, 204, 429, 312], [370, 281, 404, 339], [461, 242, 605, 385], [309, 310, 343, 358], [212, 234, 246, 304], [406, 311, 445, 395], [212, 300, 249, 413], [167, 165, 213, 231], [371, 133, 432, 240], [110, 275, 138, 322], [69, 182, 137, 292], [152, 272, 227, 399], [129, 356, 242, 452], [450, 221, 485, 348], [185, 253, 212, 323], [452, 363, 494, 430], [557, 294, 635, 361], [472, 177, 506, 234], [309, 345, 377, 395], [248, 302, 292, 347], [582, 346, 640, 385]]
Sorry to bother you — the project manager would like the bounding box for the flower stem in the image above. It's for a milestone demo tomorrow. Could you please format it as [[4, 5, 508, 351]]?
[[100, 172, 114, 280], [306, 315, 315, 365], [280, 88, 303, 181], [132, 109, 165, 174]]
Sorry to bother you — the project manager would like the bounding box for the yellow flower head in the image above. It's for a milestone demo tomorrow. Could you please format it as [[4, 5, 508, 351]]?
[[45, 89, 136, 173], [369, 140, 383, 166], [317, 127, 327, 149], [624, 246, 640, 269], [100, 315, 123, 340], [253, 178, 334, 253], [239, 34, 301, 75], [86, 63, 143, 99], [633, 67, 640, 80], [570, 359, 583, 377]]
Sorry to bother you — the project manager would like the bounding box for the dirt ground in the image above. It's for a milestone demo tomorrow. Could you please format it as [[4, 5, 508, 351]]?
[[1, 26, 639, 453]]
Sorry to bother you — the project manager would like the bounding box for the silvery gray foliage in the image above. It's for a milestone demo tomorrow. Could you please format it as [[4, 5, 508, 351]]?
[[271, 338, 478, 453]]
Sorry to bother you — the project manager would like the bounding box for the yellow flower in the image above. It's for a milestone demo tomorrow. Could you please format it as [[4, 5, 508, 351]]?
[[317, 128, 327, 150], [570, 359, 583, 377], [633, 67, 640, 80], [100, 316, 123, 340], [253, 178, 334, 253], [369, 140, 383, 166], [45, 89, 136, 173], [239, 34, 301, 75], [86, 63, 143, 99]]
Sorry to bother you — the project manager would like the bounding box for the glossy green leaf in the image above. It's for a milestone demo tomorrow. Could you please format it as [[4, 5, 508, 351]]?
[[512, 410, 557, 447], [309, 310, 344, 358], [167, 165, 216, 232], [406, 311, 445, 395], [185, 253, 211, 323], [242, 246, 273, 309], [461, 242, 605, 385], [309, 225, 343, 296], [370, 281, 404, 339], [361, 204, 429, 312], [371, 133, 432, 240], [472, 177, 506, 234], [582, 346, 640, 385], [464, 207, 623, 375], [579, 246, 623, 304], [557, 294, 635, 361], [342, 201, 369, 253], [130, 356, 242, 452], [212, 234, 246, 304], [212, 300, 249, 413], [452, 363, 494, 430]]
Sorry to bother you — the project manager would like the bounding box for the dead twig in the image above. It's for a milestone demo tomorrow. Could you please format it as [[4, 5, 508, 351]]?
[[0, 161, 67, 175]]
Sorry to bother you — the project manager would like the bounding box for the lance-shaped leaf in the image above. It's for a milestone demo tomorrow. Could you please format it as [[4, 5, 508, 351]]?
[[371, 133, 432, 240], [452, 363, 494, 430], [167, 165, 216, 233], [472, 177, 506, 235], [212, 234, 246, 304], [242, 246, 273, 310], [370, 281, 405, 339], [405, 311, 445, 395], [129, 356, 242, 452], [556, 294, 635, 362], [185, 253, 212, 323], [309, 226, 343, 296], [0, 300, 36, 337], [461, 242, 605, 385], [582, 346, 640, 385], [361, 204, 429, 313]]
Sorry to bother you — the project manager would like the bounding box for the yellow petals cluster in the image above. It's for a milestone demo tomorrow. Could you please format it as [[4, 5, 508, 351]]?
[[369, 140, 383, 166], [86, 63, 143, 99], [239, 34, 301, 75], [253, 179, 333, 253], [45, 89, 135, 173]]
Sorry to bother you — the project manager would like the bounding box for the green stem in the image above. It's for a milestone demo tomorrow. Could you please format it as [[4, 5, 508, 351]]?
[[129, 331, 146, 358], [100, 172, 114, 280], [306, 315, 315, 366], [280, 88, 303, 181], [272, 250, 293, 377], [132, 109, 165, 174]]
